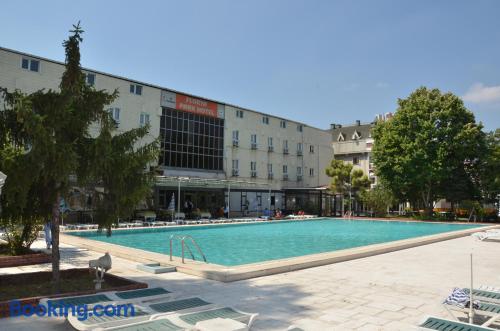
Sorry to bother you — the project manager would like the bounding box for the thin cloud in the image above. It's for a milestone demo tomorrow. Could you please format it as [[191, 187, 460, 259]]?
[[463, 83, 500, 103], [375, 82, 389, 88]]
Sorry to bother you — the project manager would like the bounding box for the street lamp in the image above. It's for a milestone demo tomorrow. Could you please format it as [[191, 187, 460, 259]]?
[[177, 177, 189, 215], [0, 171, 6, 214], [0, 171, 6, 195], [349, 171, 352, 219]]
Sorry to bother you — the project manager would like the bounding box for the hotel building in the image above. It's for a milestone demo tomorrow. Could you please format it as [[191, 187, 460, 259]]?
[[0, 47, 336, 217]]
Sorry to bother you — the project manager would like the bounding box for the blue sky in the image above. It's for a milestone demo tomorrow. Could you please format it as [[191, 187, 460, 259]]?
[[1, 0, 499, 130]]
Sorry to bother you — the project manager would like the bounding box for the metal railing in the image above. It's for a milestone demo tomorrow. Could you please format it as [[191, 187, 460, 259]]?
[[169, 235, 207, 264]]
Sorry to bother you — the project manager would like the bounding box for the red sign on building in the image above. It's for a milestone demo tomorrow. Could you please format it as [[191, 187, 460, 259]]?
[[176, 94, 218, 117]]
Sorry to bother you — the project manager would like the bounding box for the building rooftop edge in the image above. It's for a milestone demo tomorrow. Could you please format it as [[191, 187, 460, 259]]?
[[0, 46, 330, 132]]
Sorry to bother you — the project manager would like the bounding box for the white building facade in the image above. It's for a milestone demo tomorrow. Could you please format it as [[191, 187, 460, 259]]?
[[0, 47, 335, 217]]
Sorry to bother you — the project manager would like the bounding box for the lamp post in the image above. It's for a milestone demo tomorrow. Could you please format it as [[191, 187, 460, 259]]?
[[349, 171, 352, 219], [177, 177, 189, 215], [0, 172, 6, 214]]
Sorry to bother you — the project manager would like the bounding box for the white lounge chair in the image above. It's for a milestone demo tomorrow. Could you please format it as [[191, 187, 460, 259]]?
[[98, 306, 258, 331], [443, 298, 500, 327], [419, 315, 496, 330], [174, 212, 186, 220], [471, 231, 500, 241], [200, 212, 211, 219], [68, 296, 219, 330], [40, 287, 172, 308]]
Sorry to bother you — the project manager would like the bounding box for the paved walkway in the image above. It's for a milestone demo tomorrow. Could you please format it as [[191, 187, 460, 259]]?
[[1, 236, 500, 330]]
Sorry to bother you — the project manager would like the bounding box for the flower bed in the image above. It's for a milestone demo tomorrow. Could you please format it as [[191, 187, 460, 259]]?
[[0, 252, 51, 268]]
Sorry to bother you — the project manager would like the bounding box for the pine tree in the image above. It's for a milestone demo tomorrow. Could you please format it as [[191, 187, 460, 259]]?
[[0, 23, 158, 289]]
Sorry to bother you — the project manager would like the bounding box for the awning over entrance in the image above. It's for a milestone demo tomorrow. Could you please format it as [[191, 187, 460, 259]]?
[[155, 175, 270, 189]]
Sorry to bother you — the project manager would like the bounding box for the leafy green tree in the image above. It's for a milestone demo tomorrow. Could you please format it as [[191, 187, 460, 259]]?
[[480, 129, 500, 204], [360, 185, 396, 217], [372, 87, 486, 217], [325, 159, 370, 215]]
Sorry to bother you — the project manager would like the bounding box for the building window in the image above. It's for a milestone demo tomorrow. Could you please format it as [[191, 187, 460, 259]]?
[[283, 165, 288, 174], [251, 134, 257, 149], [232, 130, 239, 141], [280, 120, 286, 128], [140, 113, 150, 127], [236, 109, 244, 118], [250, 161, 256, 171], [267, 163, 273, 173], [297, 124, 303, 132], [297, 143, 303, 153], [85, 73, 95, 86], [309, 168, 314, 177], [232, 159, 239, 176], [297, 166, 302, 175], [108, 107, 120, 124], [130, 84, 143, 95], [21, 58, 39, 72], [309, 145, 314, 153], [262, 116, 269, 124], [268, 137, 273, 147], [353, 156, 359, 165], [283, 140, 289, 153], [159, 107, 224, 171]]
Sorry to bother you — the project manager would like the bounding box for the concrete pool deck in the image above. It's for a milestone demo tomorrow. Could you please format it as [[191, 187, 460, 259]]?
[[2, 233, 500, 330], [60, 222, 500, 282]]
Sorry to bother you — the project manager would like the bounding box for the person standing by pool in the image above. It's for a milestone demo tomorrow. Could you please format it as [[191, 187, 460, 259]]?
[[224, 205, 229, 218], [43, 222, 52, 249]]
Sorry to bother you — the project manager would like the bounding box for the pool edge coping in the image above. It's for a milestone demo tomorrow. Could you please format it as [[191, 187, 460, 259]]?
[[60, 223, 500, 283]]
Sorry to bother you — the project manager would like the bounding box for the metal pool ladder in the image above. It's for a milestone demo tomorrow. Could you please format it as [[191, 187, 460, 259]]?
[[169, 234, 207, 264]]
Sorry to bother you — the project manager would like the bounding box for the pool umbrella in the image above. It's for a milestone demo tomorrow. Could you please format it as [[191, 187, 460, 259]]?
[[469, 253, 474, 324], [167, 193, 175, 220]]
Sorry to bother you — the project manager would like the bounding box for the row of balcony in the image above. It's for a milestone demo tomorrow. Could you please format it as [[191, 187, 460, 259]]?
[[232, 140, 302, 156], [231, 169, 303, 181]]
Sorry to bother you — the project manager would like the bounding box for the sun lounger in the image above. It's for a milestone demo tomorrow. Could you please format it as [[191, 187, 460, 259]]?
[[102, 306, 258, 331], [419, 316, 496, 330], [39, 287, 171, 307], [68, 296, 216, 330], [200, 212, 211, 219], [144, 221, 167, 227], [461, 288, 500, 304], [174, 212, 186, 220], [472, 231, 500, 241], [68, 224, 98, 230], [443, 299, 500, 327]]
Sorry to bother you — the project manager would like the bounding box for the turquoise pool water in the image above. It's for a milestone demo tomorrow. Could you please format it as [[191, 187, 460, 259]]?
[[70, 219, 483, 266]]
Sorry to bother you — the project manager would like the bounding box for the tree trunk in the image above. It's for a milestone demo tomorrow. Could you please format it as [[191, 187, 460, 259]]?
[[51, 194, 61, 293], [341, 194, 344, 217], [421, 185, 433, 219]]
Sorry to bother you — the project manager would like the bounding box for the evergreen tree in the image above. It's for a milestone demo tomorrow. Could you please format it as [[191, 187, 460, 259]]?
[[0, 23, 158, 289]]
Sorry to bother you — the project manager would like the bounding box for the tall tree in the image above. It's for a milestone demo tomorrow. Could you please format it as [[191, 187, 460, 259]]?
[[325, 159, 370, 215], [77, 123, 158, 235], [479, 128, 500, 203], [372, 87, 486, 217], [0, 23, 158, 289]]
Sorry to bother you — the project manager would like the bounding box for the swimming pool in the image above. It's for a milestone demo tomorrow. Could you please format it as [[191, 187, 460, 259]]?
[[69, 219, 485, 266]]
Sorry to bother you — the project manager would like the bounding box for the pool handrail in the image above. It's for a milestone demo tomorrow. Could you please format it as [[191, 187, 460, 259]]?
[[169, 234, 208, 264]]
